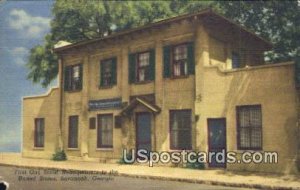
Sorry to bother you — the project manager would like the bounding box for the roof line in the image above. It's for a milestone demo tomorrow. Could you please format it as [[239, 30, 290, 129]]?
[[54, 8, 272, 52]]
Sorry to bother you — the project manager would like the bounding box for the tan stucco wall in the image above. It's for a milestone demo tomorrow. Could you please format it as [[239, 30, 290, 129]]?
[[195, 63, 298, 174], [22, 88, 60, 159]]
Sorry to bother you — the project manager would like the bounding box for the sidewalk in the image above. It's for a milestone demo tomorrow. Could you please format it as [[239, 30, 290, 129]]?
[[0, 153, 299, 190]]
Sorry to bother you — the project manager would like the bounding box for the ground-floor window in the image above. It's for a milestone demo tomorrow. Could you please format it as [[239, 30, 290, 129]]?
[[97, 114, 113, 148], [170, 110, 192, 150], [34, 118, 44, 148], [236, 105, 262, 150], [68, 116, 78, 148]]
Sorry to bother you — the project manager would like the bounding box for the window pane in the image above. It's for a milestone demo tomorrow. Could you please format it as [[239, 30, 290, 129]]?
[[97, 115, 113, 148], [68, 116, 78, 148], [170, 110, 191, 149], [237, 105, 262, 149], [239, 128, 250, 148], [35, 118, 44, 148]]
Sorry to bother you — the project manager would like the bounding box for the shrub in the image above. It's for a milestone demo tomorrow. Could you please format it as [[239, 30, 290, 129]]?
[[52, 150, 67, 161], [185, 161, 205, 170]]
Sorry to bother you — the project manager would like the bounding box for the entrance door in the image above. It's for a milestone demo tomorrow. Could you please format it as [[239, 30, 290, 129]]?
[[208, 118, 226, 168], [136, 112, 152, 152]]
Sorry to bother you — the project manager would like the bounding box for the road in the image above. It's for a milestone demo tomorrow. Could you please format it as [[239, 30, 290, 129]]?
[[0, 166, 251, 190]]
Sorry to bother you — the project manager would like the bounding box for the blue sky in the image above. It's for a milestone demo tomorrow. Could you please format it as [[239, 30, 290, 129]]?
[[0, 0, 55, 152]]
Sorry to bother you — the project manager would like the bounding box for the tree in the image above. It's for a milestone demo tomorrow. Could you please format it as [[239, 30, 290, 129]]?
[[26, 0, 299, 87]]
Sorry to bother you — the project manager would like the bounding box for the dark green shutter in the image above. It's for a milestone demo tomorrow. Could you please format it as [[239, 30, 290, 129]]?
[[163, 45, 171, 78], [64, 66, 70, 91], [79, 64, 83, 90], [111, 57, 117, 85], [149, 49, 155, 81], [187, 42, 195, 75], [128, 53, 136, 84], [100, 61, 104, 87]]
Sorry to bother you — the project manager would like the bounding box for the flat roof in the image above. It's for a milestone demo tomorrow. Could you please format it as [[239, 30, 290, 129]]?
[[54, 8, 272, 53]]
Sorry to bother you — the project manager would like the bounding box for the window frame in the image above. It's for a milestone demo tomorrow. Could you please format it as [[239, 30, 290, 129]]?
[[97, 114, 114, 149], [34, 118, 45, 148], [68, 115, 79, 149], [136, 51, 151, 83], [232, 51, 241, 69], [100, 58, 114, 87], [64, 64, 82, 92], [236, 105, 263, 150], [171, 43, 188, 78], [169, 109, 192, 150]]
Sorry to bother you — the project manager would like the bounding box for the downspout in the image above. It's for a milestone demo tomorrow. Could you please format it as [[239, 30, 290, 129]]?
[[58, 57, 64, 151]]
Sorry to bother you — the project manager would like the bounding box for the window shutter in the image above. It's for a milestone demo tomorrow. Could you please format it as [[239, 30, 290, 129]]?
[[149, 49, 155, 81], [187, 42, 195, 75], [163, 45, 171, 78], [64, 66, 70, 91], [128, 53, 136, 84], [79, 64, 83, 90], [100, 61, 104, 87], [111, 57, 117, 85]]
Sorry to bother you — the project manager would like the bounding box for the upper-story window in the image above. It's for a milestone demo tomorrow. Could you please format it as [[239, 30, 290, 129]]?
[[64, 64, 82, 91], [100, 57, 117, 87], [128, 49, 155, 84], [163, 42, 195, 78], [137, 52, 150, 82], [232, 52, 241, 69], [173, 44, 188, 77]]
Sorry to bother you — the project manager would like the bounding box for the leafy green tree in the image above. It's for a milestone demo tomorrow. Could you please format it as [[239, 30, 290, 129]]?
[[26, 0, 299, 87]]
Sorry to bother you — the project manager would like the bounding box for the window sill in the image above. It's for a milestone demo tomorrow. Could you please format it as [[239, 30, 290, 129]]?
[[67, 148, 80, 151], [132, 80, 153, 85], [64, 89, 82, 93], [33, 147, 44, 150], [99, 85, 115, 89], [169, 75, 190, 80], [96, 148, 114, 151]]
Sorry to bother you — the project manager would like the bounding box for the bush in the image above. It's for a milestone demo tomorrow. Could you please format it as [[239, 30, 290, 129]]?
[[185, 161, 205, 170], [52, 150, 67, 161]]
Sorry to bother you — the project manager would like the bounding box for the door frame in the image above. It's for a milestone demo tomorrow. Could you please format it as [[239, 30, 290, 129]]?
[[207, 118, 227, 168], [135, 112, 152, 152]]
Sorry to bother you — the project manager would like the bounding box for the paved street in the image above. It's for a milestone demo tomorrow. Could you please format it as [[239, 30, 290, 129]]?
[[0, 166, 250, 190]]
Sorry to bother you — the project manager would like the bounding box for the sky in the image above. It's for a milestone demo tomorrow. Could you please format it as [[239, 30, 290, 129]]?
[[0, 0, 55, 152]]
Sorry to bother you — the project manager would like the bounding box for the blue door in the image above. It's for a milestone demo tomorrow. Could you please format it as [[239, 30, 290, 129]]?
[[208, 118, 226, 168], [136, 113, 152, 152]]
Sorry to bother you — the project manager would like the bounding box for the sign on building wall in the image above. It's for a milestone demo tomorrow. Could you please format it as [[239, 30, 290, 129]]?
[[88, 98, 123, 110]]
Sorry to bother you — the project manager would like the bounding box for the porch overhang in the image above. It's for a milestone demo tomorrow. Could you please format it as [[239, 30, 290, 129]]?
[[120, 98, 161, 116]]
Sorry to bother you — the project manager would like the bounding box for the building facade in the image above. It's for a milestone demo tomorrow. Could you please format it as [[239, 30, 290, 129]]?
[[22, 10, 299, 174]]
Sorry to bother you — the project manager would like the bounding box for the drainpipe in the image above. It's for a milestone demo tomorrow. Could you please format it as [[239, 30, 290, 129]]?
[[58, 57, 64, 151]]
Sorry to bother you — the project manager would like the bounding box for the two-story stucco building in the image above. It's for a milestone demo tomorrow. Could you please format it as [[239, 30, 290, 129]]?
[[22, 9, 299, 174]]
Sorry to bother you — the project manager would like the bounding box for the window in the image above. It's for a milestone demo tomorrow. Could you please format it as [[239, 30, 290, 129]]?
[[237, 105, 262, 150], [137, 52, 150, 82], [232, 52, 241, 69], [34, 118, 44, 148], [172, 44, 188, 77], [100, 58, 117, 87], [97, 114, 113, 148], [163, 42, 194, 78], [170, 110, 192, 150], [128, 49, 155, 84], [68, 116, 78, 148], [64, 64, 82, 91]]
